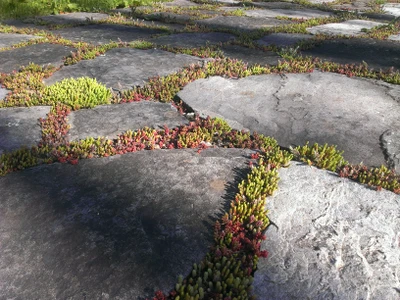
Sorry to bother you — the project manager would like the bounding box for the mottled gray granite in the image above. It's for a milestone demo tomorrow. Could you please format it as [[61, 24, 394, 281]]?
[[151, 32, 235, 48], [38, 12, 109, 24], [307, 20, 384, 36], [0, 33, 42, 48], [257, 33, 314, 47], [245, 8, 333, 19]]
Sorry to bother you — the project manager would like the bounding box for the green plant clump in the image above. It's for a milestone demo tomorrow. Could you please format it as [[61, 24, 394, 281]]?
[[41, 77, 112, 109]]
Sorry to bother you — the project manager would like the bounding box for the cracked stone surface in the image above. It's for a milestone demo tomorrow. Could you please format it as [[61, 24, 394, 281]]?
[[383, 3, 400, 16], [0, 43, 75, 74], [67, 102, 189, 141], [44, 48, 204, 91], [50, 24, 165, 45], [0, 106, 51, 154], [221, 45, 280, 66], [196, 15, 292, 31], [257, 33, 314, 47], [0, 148, 252, 299], [381, 130, 400, 172], [150, 32, 236, 48], [307, 20, 384, 36], [38, 12, 109, 24], [178, 71, 400, 167], [253, 162, 400, 300], [244, 8, 333, 19], [302, 38, 400, 71], [0, 33, 42, 48]]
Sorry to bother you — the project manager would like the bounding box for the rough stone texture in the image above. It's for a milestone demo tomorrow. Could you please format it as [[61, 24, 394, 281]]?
[[0, 106, 51, 154], [381, 130, 400, 172], [177, 72, 400, 167], [0, 148, 252, 299], [383, 3, 400, 16], [0, 43, 75, 74], [50, 24, 165, 45], [244, 8, 333, 19], [214, 0, 241, 6], [150, 32, 236, 48], [38, 12, 109, 24], [67, 102, 189, 141], [250, 2, 302, 9], [302, 38, 400, 71], [257, 33, 314, 47], [388, 34, 400, 41], [44, 48, 204, 91], [220, 45, 280, 66], [308, 0, 336, 3], [331, 0, 371, 11], [253, 162, 400, 300], [307, 20, 384, 36], [0, 87, 9, 100], [0, 33, 42, 48], [145, 12, 194, 23], [196, 15, 292, 31], [1, 19, 47, 30], [163, 0, 200, 6]]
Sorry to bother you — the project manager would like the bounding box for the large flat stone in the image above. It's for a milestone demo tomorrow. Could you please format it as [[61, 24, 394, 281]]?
[[38, 12, 109, 24], [0, 43, 74, 74], [244, 8, 333, 19], [145, 12, 194, 23], [196, 15, 292, 31], [253, 163, 400, 299], [0, 106, 51, 154], [0, 148, 252, 299], [220, 45, 280, 66], [50, 24, 165, 45], [383, 3, 400, 16], [0, 87, 9, 100], [67, 102, 189, 141], [177, 72, 400, 167], [151, 32, 235, 48], [249, 2, 303, 9], [302, 38, 400, 71], [257, 33, 314, 47], [0, 33, 42, 48], [381, 130, 400, 172], [307, 20, 384, 36], [44, 48, 204, 91], [163, 0, 200, 7], [331, 0, 371, 11]]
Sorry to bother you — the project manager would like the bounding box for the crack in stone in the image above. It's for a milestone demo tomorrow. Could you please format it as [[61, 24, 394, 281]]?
[[272, 73, 288, 112]]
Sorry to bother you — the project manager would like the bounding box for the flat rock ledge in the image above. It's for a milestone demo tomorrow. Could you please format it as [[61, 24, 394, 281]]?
[[253, 162, 400, 300], [44, 48, 204, 91], [177, 71, 400, 168], [0, 106, 51, 154], [0, 148, 252, 299], [67, 102, 189, 141]]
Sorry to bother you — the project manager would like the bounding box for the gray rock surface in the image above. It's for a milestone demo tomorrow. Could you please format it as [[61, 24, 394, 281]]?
[[0, 87, 9, 100], [381, 130, 400, 172], [163, 0, 200, 6], [0, 33, 42, 48], [0, 106, 51, 154], [302, 38, 400, 71], [221, 45, 280, 66], [0, 43, 74, 73], [249, 2, 302, 9], [44, 48, 204, 91], [177, 72, 400, 167], [197, 15, 292, 31], [383, 3, 400, 16], [145, 12, 195, 23], [214, 0, 241, 5], [244, 8, 333, 19], [151, 32, 236, 48], [50, 24, 165, 45], [0, 148, 252, 299], [307, 20, 384, 36], [257, 33, 314, 47], [253, 162, 400, 300], [67, 102, 189, 141], [38, 12, 109, 24]]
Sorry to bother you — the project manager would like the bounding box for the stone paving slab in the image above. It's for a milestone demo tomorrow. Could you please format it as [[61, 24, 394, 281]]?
[[50, 24, 165, 45], [1, 19, 48, 30], [244, 8, 333, 19], [253, 162, 400, 300], [145, 12, 195, 23], [331, 0, 371, 11], [196, 15, 292, 31], [0, 106, 51, 154], [0, 33, 42, 48], [67, 102, 189, 141], [383, 3, 400, 16], [38, 12, 109, 24], [44, 48, 204, 91], [307, 20, 385, 36], [381, 130, 400, 172], [150, 32, 235, 47], [257, 33, 314, 47], [0, 43, 74, 74], [220, 45, 280, 66], [0, 87, 9, 100], [177, 71, 400, 167], [0, 148, 252, 299], [249, 2, 303, 9], [214, 0, 241, 6], [163, 0, 200, 6], [302, 38, 400, 71]]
